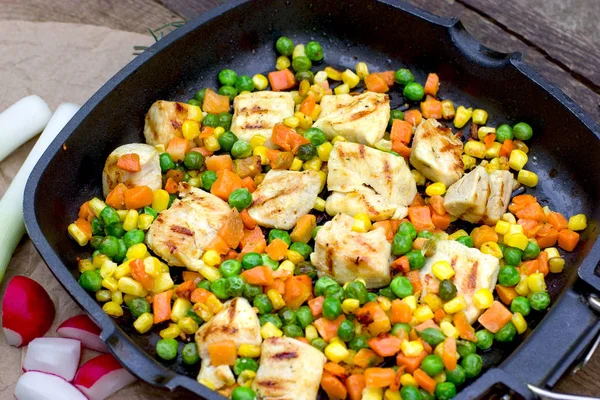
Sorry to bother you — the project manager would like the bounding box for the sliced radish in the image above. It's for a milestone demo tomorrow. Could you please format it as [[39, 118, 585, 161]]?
[[57, 314, 108, 353], [2, 275, 55, 347], [23, 337, 81, 382], [73, 354, 137, 400], [15, 371, 87, 400]]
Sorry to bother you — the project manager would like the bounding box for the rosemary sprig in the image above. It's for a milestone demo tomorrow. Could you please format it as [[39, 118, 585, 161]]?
[[133, 20, 187, 55]]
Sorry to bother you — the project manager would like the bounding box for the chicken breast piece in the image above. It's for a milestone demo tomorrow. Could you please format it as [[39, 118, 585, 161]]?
[[410, 119, 464, 186], [313, 91, 390, 146], [195, 297, 262, 360], [143, 100, 194, 146], [197, 364, 235, 390], [325, 141, 417, 220], [230, 91, 295, 146], [248, 170, 321, 230], [253, 337, 326, 400], [102, 143, 162, 197], [419, 240, 500, 323], [443, 166, 491, 224], [145, 183, 231, 267], [311, 214, 393, 289], [484, 170, 514, 225]]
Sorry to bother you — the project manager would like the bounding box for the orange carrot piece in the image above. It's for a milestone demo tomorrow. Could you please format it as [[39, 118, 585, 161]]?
[[408, 206, 435, 232], [396, 351, 427, 373], [392, 140, 412, 158], [309, 296, 325, 317], [428, 195, 446, 215], [364, 73, 389, 93], [299, 93, 316, 117], [420, 97, 443, 119], [414, 368, 437, 395], [470, 225, 498, 249], [116, 153, 141, 172], [404, 109, 422, 126], [182, 271, 201, 282], [174, 280, 196, 300], [190, 287, 212, 304], [131, 259, 155, 291], [199, 125, 215, 139], [265, 238, 289, 261], [164, 177, 179, 194], [283, 276, 313, 310], [515, 202, 547, 223], [152, 289, 173, 324], [75, 218, 92, 240], [268, 69, 296, 91], [320, 371, 347, 400], [415, 319, 438, 332], [165, 169, 184, 183], [202, 88, 230, 114], [537, 250, 549, 276], [314, 315, 346, 342], [205, 154, 234, 172], [218, 209, 244, 249], [424, 73, 440, 96], [390, 119, 413, 146], [433, 308, 446, 323], [353, 348, 383, 368], [271, 123, 309, 153], [324, 362, 348, 379], [105, 183, 127, 210], [547, 212, 568, 231], [346, 374, 366, 400], [454, 311, 477, 341], [241, 176, 256, 193], [290, 214, 317, 244], [499, 139, 514, 157], [477, 301, 513, 333], [206, 235, 230, 254], [367, 334, 402, 357], [78, 201, 95, 222], [391, 256, 410, 273], [496, 285, 518, 305], [240, 266, 274, 286], [377, 71, 396, 86], [431, 210, 451, 230], [364, 367, 396, 388], [536, 222, 559, 247], [391, 299, 412, 324], [443, 337, 457, 371], [208, 339, 237, 366], [520, 260, 540, 275], [166, 137, 191, 162], [124, 186, 154, 209], [240, 226, 266, 254], [406, 270, 423, 294], [210, 169, 243, 201], [240, 209, 257, 230], [558, 229, 579, 252]]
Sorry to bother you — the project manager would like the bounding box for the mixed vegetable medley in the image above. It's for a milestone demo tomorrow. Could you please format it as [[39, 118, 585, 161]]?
[[68, 36, 588, 400]]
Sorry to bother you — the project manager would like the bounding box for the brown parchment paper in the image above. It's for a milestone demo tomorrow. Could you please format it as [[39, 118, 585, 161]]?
[[0, 20, 181, 399]]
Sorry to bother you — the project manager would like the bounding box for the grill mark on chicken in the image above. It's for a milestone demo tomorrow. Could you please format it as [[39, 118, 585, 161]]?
[[450, 255, 458, 267], [170, 225, 194, 236], [359, 144, 366, 157], [171, 120, 181, 129], [383, 159, 391, 184], [272, 351, 298, 360], [257, 380, 283, 389], [228, 298, 238, 320], [242, 122, 268, 130], [165, 240, 177, 253], [467, 261, 479, 292]]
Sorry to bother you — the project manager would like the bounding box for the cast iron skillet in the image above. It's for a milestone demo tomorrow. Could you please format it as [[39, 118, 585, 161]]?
[[23, 0, 600, 398]]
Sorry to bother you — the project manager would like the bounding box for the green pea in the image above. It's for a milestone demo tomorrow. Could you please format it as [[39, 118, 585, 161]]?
[[100, 206, 119, 226], [322, 297, 342, 320], [156, 338, 178, 360], [159, 152, 175, 172], [378, 287, 397, 300], [418, 230, 433, 239], [201, 170, 218, 191], [476, 329, 494, 350], [344, 281, 369, 304], [218, 112, 233, 129], [123, 229, 145, 248], [391, 323, 411, 337], [398, 221, 417, 240], [105, 222, 125, 238], [305, 41, 324, 61], [529, 291, 551, 311], [495, 321, 517, 342], [435, 382, 457, 400], [254, 294, 273, 314], [495, 124, 513, 143], [231, 140, 252, 159], [218, 85, 238, 101], [278, 307, 297, 325], [388, 109, 405, 129], [283, 324, 303, 338], [297, 143, 317, 161], [292, 56, 312, 72], [187, 98, 202, 106], [314, 276, 338, 297], [325, 284, 345, 301], [511, 296, 531, 316], [182, 342, 200, 365], [419, 389, 435, 400], [503, 246, 523, 265], [290, 242, 312, 259], [203, 113, 219, 127], [259, 313, 282, 328], [311, 338, 328, 352], [261, 254, 279, 270], [395, 68, 414, 85], [404, 82, 425, 101], [367, 292, 378, 303], [392, 233, 412, 256], [461, 353, 483, 378], [90, 236, 103, 249], [242, 252, 263, 270], [421, 354, 444, 377], [523, 240, 541, 260], [312, 226, 322, 239], [294, 261, 317, 279], [183, 151, 204, 171], [445, 365, 466, 386], [337, 319, 355, 342], [218, 69, 238, 86], [296, 306, 313, 328], [400, 386, 422, 400], [456, 235, 474, 248], [114, 239, 127, 263], [218, 131, 238, 152], [456, 340, 477, 358], [197, 280, 211, 290], [143, 206, 158, 219], [228, 188, 253, 210], [296, 70, 315, 84], [79, 270, 102, 292], [232, 386, 256, 400], [406, 250, 426, 270], [235, 75, 255, 92], [194, 88, 207, 102], [513, 122, 533, 141], [225, 276, 245, 297], [275, 36, 294, 56], [233, 357, 258, 375], [390, 276, 413, 298], [243, 283, 262, 300], [91, 218, 104, 236], [268, 229, 292, 246], [349, 335, 370, 351], [439, 279, 457, 302], [99, 236, 119, 258], [303, 127, 327, 146], [211, 278, 229, 300], [186, 308, 203, 325], [418, 328, 446, 346], [498, 266, 520, 286]]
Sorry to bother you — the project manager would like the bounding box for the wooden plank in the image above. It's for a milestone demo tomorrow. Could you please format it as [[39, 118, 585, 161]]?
[[0, 0, 183, 34], [157, 0, 223, 19]]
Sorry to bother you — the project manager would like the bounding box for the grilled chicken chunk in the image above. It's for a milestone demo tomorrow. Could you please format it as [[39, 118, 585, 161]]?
[[146, 183, 231, 266], [248, 170, 321, 230], [410, 119, 464, 186], [419, 240, 500, 323], [197, 364, 235, 391], [143, 100, 194, 146], [253, 337, 326, 400], [102, 143, 162, 197], [325, 141, 417, 220], [311, 214, 392, 289], [313, 92, 390, 146], [230, 91, 295, 146], [443, 166, 490, 224], [484, 170, 514, 225]]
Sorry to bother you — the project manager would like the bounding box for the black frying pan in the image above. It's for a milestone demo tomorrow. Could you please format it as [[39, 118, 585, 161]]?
[[22, 0, 600, 399]]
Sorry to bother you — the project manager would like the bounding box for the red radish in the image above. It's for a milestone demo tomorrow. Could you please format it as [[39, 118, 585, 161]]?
[[57, 314, 108, 353], [15, 371, 87, 400], [23, 337, 81, 382], [2, 275, 55, 347], [73, 354, 137, 400]]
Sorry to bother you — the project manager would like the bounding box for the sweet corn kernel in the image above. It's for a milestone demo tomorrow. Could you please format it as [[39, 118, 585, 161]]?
[[182, 119, 200, 140], [118, 277, 148, 297], [205, 295, 223, 314], [286, 250, 305, 265], [425, 182, 447, 196], [154, 144, 166, 154], [102, 276, 118, 292], [280, 117, 299, 130], [448, 229, 468, 240], [443, 296, 467, 314], [324, 66, 343, 81], [432, 261, 455, 280], [441, 99, 456, 120], [342, 299, 360, 314], [294, 111, 313, 130], [68, 223, 88, 246], [260, 321, 283, 339], [250, 135, 267, 148], [472, 109, 488, 125], [330, 337, 345, 346], [485, 142, 502, 159], [298, 79, 311, 97], [464, 140, 486, 159], [352, 213, 372, 233], [237, 370, 256, 387], [313, 197, 326, 212], [100, 260, 117, 278], [250, 146, 268, 167], [404, 295, 417, 311], [480, 242, 503, 258], [332, 135, 347, 144], [117, 210, 128, 221], [303, 157, 322, 171], [187, 105, 203, 122], [517, 169, 538, 187], [355, 62, 369, 79], [423, 293, 443, 312], [473, 288, 494, 309], [515, 275, 530, 296], [96, 290, 111, 302], [171, 297, 192, 323], [199, 379, 216, 390], [568, 214, 587, 231], [314, 70, 328, 84], [400, 373, 418, 387], [502, 213, 517, 224], [325, 342, 350, 363], [511, 312, 527, 334], [276, 55, 291, 71], [495, 220, 511, 235], [202, 250, 221, 266], [477, 126, 496, 141], [414, 305, 434, 323], [137, 214, 154, 230], [504, 233, 529, 250], [363, 387, 384, 400], [102, 301, 123, 317], [377, 296, 392, 312], [508, 149, 528, 171], [334, 83, 350, 95], [126, 243, 147, 260], [78, 259, 95, 273], [411, 169, 426, 186], [89, 198, 107, 217], [238, 344, 261, 358], [252, 74, 268, 90], [304, 325, 319, 342], [120, 209, 138, 232], [204, 135, 221, 152], [453, 106, 473, 128], [160, 323, 182, 339], [178, 317, 199, 334], [440, 321, 459, 339], [401, 340, 424, 357], [113, 261, 131, 281], [317, 170, 327, 192], [193, 303, 213, 322], [93, 254, 109, 268], [132, 312, 154, 334], [549, 257, 565, 273], [267, 289, 286, 310], [527, 272, 547, 292], [144, 257, 162, 277], [485, 157, 500, 173], [507, 223, 524, 236], [292, 44, 305, 59], [317, 142, 333, 161], [462, 154, 476, 171], [514, 139, 529, 153], [339, 69, 359, 89], [308, 84, 326, 102], [289, 157, 303, 171], [384, 389, 401, 400], [544, 247, 560, 260], [153, 272, 174, 293], [213, 127, 225, 138]]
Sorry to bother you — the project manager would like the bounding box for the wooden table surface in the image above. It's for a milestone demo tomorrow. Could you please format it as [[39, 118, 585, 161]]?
[[2, 0, 600, 397]]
